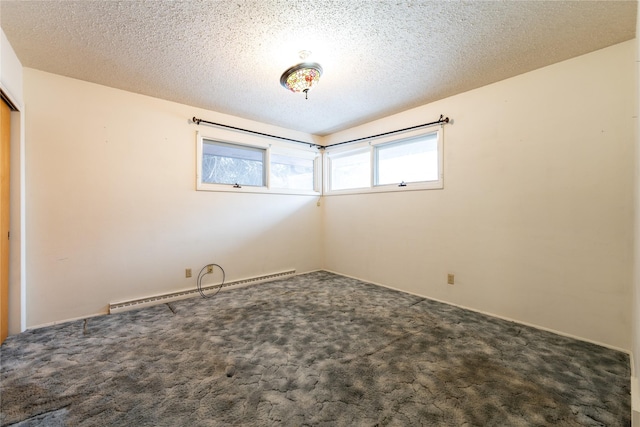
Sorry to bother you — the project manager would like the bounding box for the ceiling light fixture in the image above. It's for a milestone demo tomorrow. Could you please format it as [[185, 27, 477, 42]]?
[[280, 51, 322, 100]]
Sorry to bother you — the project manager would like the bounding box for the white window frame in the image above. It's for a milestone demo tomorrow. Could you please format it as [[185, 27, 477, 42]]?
[[323, 127, 444, 195], [196, 131, 321, 195]]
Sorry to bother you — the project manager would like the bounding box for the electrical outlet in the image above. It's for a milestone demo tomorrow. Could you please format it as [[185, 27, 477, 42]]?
[[185, 268, 192, 278], [447, 274, 455, 285], [207, 265, 214, 274]]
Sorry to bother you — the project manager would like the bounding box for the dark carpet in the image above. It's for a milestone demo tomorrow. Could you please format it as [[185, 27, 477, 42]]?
[[0, 271, 631, 426]]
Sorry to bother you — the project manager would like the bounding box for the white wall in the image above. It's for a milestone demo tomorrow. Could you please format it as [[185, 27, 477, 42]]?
[[23, 68, 323, 327], [1, 27, 25, 334], [323, 40, 636, 351]]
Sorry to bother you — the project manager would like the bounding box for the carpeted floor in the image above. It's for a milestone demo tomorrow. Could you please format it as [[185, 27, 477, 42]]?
[[0, 271, 631, 426]]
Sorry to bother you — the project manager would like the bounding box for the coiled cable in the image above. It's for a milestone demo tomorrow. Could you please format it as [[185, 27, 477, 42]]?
[[197, 264, 225, 299]]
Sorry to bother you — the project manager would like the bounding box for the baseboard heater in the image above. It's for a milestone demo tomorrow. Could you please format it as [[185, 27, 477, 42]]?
[[109, 269, 296, 314]]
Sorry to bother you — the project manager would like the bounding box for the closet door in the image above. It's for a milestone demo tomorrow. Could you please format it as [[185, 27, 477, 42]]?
[[0, 99, 10, 344]]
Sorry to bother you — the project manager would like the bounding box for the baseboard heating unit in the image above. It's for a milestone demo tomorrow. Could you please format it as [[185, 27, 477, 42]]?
[[109, 269, 296, 314]]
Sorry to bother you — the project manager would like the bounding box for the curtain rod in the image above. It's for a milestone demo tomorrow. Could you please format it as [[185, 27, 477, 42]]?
[[191, 114, 450, 150], [192, 116, 323, 149], [323, 115, 450, 149]]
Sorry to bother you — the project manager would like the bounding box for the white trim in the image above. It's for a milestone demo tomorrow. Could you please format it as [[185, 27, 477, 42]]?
[[323, 269, 630, 354], [25, 268, 632, 356], [27, 312, 105, 330], [325, 182, 445, 196], [632, 376, 640, 426], [0, 84, 20, 111], [18, 106, 26, 332]]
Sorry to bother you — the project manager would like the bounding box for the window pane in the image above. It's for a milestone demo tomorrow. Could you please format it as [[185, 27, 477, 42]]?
[[271, 153, 315, 190], [375, 133, 438, 185], [330, 150, 371, 190], [202, 140, 265, 186]]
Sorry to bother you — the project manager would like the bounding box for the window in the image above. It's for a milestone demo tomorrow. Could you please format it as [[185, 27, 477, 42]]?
[[196, 132, 320, 195], [201, 140, 266, 187], [328, 148, 370, 191], [374, 133, 439, 186], [197, 128, 440, 196], [270, 152, 316, 191], [325, 129, 443, 194]]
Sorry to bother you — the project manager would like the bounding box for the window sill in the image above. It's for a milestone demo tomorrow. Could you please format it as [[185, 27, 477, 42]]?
[[196, 182, 320, 196], [324, 180, 444, 196]]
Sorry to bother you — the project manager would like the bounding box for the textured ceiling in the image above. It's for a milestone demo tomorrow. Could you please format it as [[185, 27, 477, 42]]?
[[0, 1, 636, 136]]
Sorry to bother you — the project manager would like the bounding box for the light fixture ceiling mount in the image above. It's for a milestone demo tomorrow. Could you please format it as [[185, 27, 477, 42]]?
[[280, 51, 323, 100]]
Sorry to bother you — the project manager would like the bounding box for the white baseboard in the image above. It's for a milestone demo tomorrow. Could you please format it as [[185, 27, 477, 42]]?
[[27, 312, 105, 331], [26, 268, 633, 358], [633, 376, 640, 426], [323, 269, 629, 354]]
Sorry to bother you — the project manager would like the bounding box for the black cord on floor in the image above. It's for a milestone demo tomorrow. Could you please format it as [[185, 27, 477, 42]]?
[[197, 264, 225, 299]]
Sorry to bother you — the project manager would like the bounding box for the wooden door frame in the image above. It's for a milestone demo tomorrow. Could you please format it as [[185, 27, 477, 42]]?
[[0, 86, 24, 340]]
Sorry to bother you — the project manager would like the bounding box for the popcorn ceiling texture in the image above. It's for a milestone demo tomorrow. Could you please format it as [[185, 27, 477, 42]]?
[[0, 1, 636, 135], [0, 272, 630, 426]]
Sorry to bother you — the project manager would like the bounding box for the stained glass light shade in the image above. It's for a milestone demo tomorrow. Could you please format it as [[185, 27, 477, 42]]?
[[280, 62, 323, 96]]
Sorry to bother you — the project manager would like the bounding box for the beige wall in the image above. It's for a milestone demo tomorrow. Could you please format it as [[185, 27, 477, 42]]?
[[23, 68, 323, 327], [323, 40, 636, 351]]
